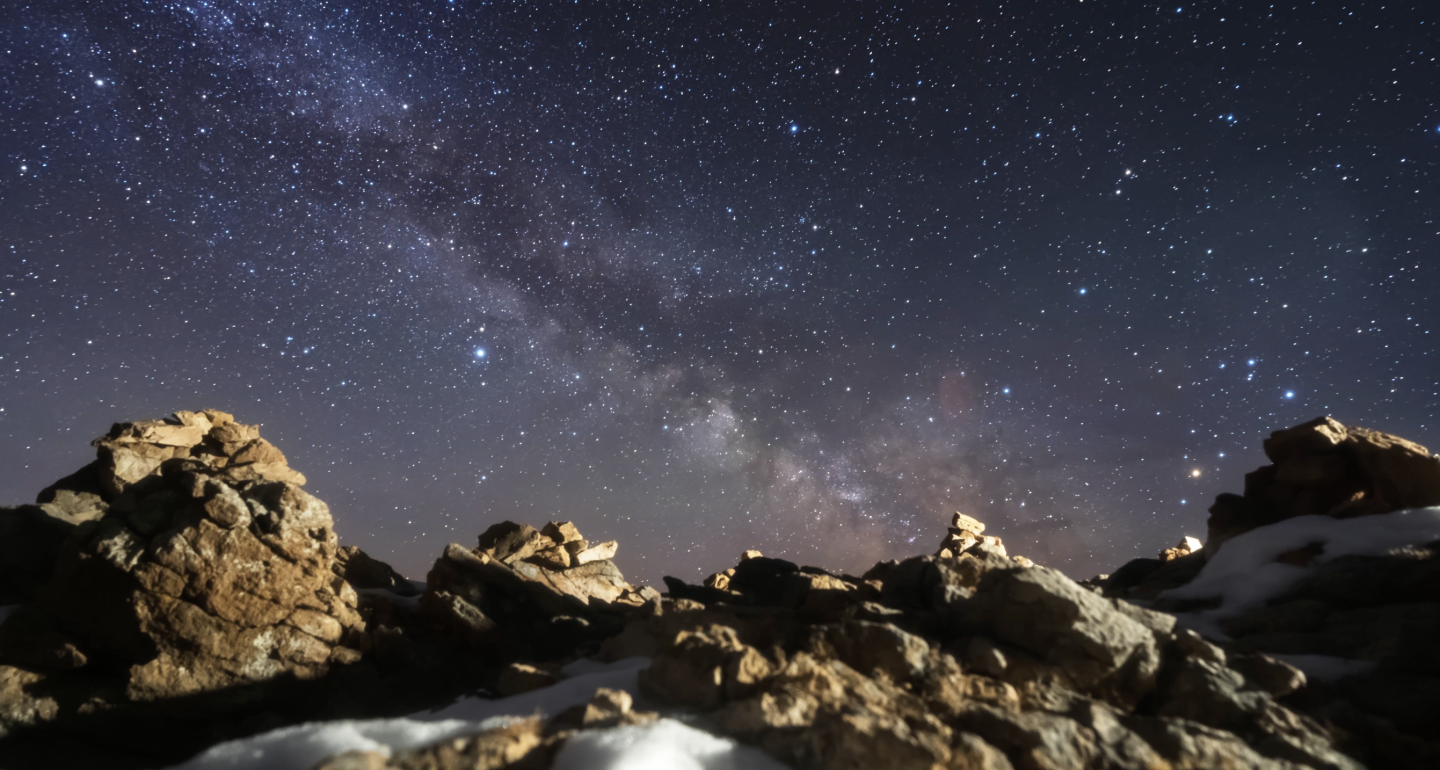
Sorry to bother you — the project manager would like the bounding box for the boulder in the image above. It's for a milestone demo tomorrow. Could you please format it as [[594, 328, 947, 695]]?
[[34, 472, 364, 703], [968, 565, 1172, 708], [1, 412, 362, 714], [1208, 417, 1440, 555]]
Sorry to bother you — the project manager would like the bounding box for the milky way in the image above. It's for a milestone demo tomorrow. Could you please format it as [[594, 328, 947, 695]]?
[[3, 1, 1438, 586]]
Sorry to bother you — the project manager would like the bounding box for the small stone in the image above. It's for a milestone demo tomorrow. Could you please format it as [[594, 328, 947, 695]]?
[[967, 637, 1009, 678], [497, 662, 559, 696], [741, 549, 764, 561], [1159, 535, 1204, 562]]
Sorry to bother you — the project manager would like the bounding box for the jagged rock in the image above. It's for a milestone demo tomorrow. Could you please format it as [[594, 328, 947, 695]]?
[[1208, 416, 1440, 555], [809, 620, 930, 682], [0, 413, 1394, 770], [968, 565, 1173, 709], [0, 412, 362, 721], [35, 472, 363, 702], [0, 666, 59, 739], [421, 520, 641, 662], [1228, 653, 1307, 698], [550, 686, 658, 731], [334, 545, 419, 596]]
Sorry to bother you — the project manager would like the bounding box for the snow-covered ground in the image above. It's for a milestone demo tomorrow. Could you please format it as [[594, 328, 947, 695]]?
[[167, 656, 789, 770], [1158, 506, 1440, 645]]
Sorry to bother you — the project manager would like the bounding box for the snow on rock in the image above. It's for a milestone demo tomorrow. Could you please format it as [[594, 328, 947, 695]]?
[[551, 718, 790, 770], [168, 657, 652, 770], [1159, 507, 1440, 636]]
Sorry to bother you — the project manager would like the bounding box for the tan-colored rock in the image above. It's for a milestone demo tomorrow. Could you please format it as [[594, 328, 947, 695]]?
[[0, 665, 59, 738], [1159, 535, 1203, 562], [311, 751, 390, 770], [572, 540, 618, 566], [541, 520, 583, 545], [951, 511, 987, 534], [497, 662, 559, 696], [1263, 416, 1349, 463], [703, 569, 734, 591], [230, 437, 287, 466], [741, 549, 764, 561], [1209, 417, 1440, 556], [527, 545, 572, 570], [1348, 424, 1440, 509], [29, 420, 362, 704], [340, 718, 549, 770]]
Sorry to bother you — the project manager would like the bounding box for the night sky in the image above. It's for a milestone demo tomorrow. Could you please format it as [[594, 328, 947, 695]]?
[[3, 1, 1438, 587]]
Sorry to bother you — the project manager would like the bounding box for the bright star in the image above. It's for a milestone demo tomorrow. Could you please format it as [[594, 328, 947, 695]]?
[[1078, 287, 1087, 295], [789, 125, 799, 133], [95, 79, 104, 86], [1284, 391, 1295, 399], [475, 348, 487, 359]]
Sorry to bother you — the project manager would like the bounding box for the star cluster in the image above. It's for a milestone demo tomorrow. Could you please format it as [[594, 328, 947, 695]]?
[[2, 1, 1438, 584]]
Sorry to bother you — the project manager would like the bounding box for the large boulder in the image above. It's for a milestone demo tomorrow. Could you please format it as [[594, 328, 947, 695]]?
[[1208, 416, 1440, 554], [1, 411, 364, 708], [967, 565, 1174, 709]]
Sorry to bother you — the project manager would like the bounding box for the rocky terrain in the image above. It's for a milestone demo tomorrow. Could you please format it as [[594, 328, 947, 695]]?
[[1, 412, 1437, 769]]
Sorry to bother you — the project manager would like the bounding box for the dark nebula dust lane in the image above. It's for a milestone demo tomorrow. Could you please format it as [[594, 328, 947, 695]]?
[[2, 1, 1438, 586]]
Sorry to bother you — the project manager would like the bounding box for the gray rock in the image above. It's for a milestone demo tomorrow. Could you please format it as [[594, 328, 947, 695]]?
[[969, 566, 1163, 708]]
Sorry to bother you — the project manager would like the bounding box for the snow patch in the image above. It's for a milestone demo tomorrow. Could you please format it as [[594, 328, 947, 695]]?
[[166, 657, 789, 770], [552, 718, 791, 770], [1160, 507, 1440, 638]]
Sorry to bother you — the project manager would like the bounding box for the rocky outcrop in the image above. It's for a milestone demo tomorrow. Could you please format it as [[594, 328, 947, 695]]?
[[620, 529, 1359, 770], [4, 411, 1434, 769], [0, 411, 369, 764], [417, 520, 658, 663], [1207, 417, 1440, 555], [1098, 416, 1440, 768], [20, 412, 363, 701]]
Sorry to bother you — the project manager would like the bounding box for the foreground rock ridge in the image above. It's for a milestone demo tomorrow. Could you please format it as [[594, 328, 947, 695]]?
[[0, 412, 1437, 769]]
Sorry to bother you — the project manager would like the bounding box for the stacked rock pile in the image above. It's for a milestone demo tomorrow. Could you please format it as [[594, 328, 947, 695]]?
[[415, 520, 660, 663]]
